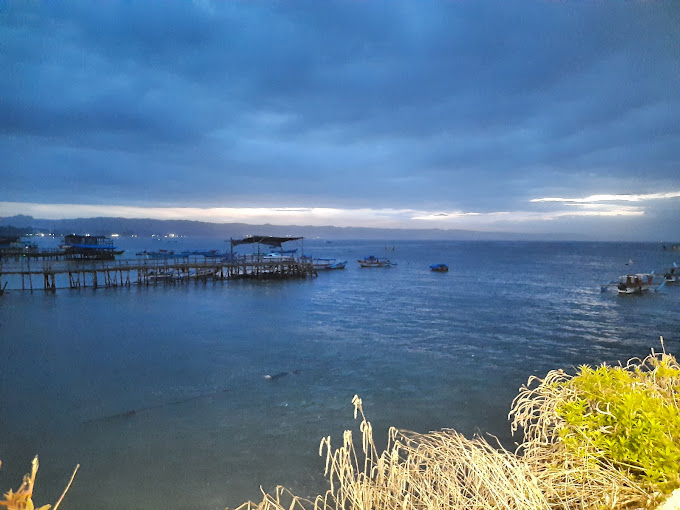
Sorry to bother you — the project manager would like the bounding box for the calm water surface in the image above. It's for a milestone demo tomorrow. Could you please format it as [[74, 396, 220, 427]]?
[[1, 240, 678, 509]]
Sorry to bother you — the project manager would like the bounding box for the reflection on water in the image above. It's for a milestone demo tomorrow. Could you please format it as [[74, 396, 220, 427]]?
[[0, 240, 678, 509]]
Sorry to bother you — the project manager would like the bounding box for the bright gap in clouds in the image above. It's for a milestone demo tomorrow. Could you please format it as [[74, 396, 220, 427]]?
[[531, 191, 680, 203], [1, 192, 677, 230]]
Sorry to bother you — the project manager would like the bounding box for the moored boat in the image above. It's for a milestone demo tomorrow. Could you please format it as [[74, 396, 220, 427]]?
[[358, 255, 395, 268], [136, 249, 175, 259], [264, 246, 298, 257], [311, 258, 347, 270], [177, 267, 220, 279], [263, 251, 295, 260], [146, 268, 176, 281]]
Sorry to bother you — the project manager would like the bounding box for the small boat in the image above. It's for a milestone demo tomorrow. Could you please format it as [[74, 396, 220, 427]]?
[[615, 273, 656, 294], [358, 255, 395, 268], [146, 268, 176, 281], [311, 258, 347, 270], [601, 272, 665, 294], [263, 251, 295, 260], [264, 246, 298, 255], [429, 263, 449, 272], [137, 249, 175, 259], [177, 268, 220, 279]]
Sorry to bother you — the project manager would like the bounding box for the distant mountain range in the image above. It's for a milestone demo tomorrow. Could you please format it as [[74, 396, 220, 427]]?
[[0, 214, 586, 241]]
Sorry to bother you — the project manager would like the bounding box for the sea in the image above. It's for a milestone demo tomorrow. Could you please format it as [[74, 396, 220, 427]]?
[[1, 238, 678, 510]]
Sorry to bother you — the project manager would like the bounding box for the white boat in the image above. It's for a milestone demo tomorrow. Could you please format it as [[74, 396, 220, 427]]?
[[146, 268, 176, 282], [263, 251, 295, 260], [615, 273, 656, 294], [263, 246, 297, 258], [358, 255, 395, 268], [312, 258, 347, 270], [137, 249, 176, 259]]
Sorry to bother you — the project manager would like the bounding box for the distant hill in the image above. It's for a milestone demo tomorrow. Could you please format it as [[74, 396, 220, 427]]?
[[0, 215, 586, 241]]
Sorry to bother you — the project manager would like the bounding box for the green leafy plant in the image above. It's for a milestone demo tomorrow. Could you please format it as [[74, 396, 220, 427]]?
[[511, 340, 680, 498], [556, 354, 680, 493]]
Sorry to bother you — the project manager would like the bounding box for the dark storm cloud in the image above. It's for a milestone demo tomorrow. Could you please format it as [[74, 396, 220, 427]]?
[[1, 0, 679, 216]]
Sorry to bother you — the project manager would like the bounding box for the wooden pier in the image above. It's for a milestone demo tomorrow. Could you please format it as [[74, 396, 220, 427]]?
[[0, 255, 317, 293], [0, 247, 69, 261]]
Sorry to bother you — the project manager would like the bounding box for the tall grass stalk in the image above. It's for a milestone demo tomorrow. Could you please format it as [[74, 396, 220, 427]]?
[[238, 344, 680, 510]]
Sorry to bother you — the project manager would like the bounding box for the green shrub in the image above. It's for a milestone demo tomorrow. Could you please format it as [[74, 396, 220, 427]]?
[[554, 351, 680, 494]]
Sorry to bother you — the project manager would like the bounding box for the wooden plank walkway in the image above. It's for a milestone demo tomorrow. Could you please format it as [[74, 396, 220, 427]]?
[[0, 256, 317, 293]]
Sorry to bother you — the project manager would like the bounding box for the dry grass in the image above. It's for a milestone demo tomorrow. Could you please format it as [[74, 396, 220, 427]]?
[[234, 395, 647, 510], [235, 344, 680, 510], [0, 457, 79, 510]]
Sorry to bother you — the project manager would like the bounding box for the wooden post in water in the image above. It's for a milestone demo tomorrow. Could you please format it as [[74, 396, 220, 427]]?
[[27, 259, 33, 292]]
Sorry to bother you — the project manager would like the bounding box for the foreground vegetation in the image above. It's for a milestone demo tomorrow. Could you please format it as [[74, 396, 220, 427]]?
[[0, 457, 78, 510], [2, 341, 678, 509], [236, 341, 678, 510]]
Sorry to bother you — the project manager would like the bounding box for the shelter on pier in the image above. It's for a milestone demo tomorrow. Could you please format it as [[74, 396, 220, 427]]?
[[229, 236, 304, 258]]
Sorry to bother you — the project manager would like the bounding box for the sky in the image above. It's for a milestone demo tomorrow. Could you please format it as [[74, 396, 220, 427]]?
[[1, 1, 679, 240]]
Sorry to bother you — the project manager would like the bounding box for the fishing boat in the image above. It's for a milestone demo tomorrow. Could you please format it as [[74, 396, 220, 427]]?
[[311, 258, 347, 270], [601, 273, 665, 294], [146, 268, 176, 282], [664, 263, 678, 283], [177, 267, 220, 279], [263, 251, 295, 260], [264, 246, 298, 256], [615, 273, 656, 294], [136, 249, 176, 259], [358, 255, 395, 268], [429, 263, 449, 272]]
